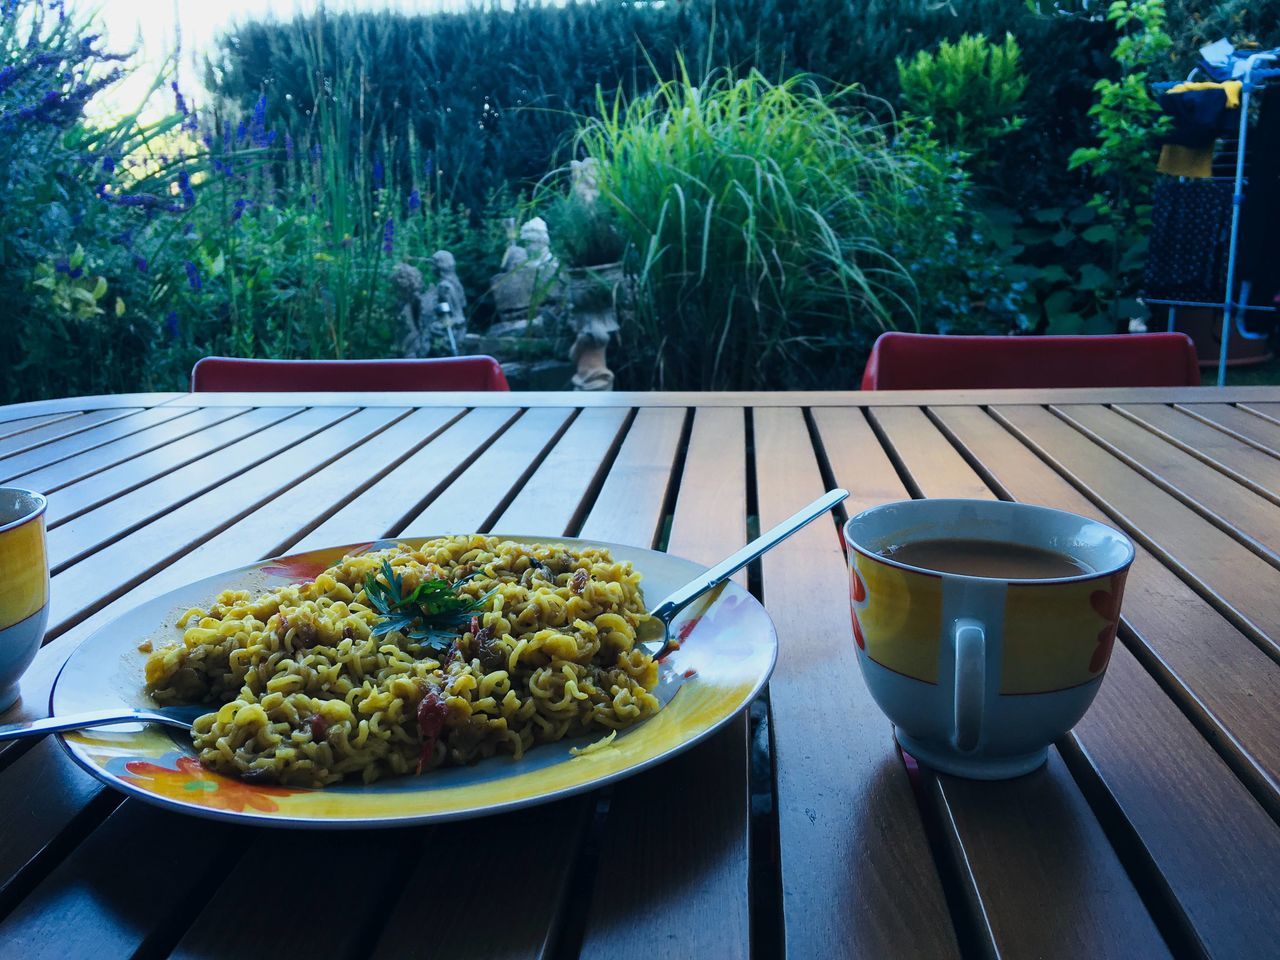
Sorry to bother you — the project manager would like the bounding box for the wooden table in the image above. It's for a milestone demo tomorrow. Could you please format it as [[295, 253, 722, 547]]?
[[1, 387, 1279, 959]]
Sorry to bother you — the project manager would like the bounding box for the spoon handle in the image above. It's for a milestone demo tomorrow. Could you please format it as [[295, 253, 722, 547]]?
[[649, 488, 849, 625], [0, 709, 163, 741]]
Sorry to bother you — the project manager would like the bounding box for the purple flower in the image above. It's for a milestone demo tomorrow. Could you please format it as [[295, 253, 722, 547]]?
[[373, 158, 384, 189], [185, 261, 202, 291], [310, 142, 322, 162], [408, 189, 421, 212], [382, 217, 395, 255], [171, 81, 188, 116], [284, 133, 295, 160], [53, 257, 83, 279], [236, 120, 247, 143], [178, 170, 194, 207], [424, 156, 433, 178], [165, 310, 179, 338], [133, 254, 148, 273], [101, 154, 115, 172], [232, 197, 249, 222]]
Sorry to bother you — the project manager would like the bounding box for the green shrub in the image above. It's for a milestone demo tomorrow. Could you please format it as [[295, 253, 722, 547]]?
[[0, 1, 199, 402], [897, 33, 1027, 160], [1068, 0, 1172, 332], [0, 0, 510, 404], [573, 68, 1022, 390]]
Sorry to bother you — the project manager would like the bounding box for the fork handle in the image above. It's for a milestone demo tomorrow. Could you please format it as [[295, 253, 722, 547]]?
[[649, 488, 850, 625], [0, 709, 161, 741]]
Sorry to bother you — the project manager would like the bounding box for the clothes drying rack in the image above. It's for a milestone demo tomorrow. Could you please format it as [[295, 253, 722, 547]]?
[[1142, 51, 1280, 386]]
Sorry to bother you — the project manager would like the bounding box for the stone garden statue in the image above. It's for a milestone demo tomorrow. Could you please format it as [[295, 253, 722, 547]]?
[[393, 250, 468, 357], [570, 157, 600, 205], [490, 216, 562, 332]]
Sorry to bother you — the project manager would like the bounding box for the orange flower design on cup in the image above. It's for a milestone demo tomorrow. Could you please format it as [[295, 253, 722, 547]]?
[[849, 567, 867, 650], [122, 756, 307, 813]]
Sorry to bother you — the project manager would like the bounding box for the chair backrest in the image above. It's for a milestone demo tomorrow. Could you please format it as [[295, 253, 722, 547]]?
[[860, 333, 1202, 391], [191, 356, 511, 392]]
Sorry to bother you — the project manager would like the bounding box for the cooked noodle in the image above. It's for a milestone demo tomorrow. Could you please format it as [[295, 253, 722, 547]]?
[[144, 537, 659, 787]]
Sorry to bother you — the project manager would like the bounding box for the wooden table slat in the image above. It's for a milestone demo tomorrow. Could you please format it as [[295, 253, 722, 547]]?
[[42, 406, 299, 526], [1112, 403, 1280, 506], [0, 413, 80, 443], [1239, 402, 1280, 426], [0, 738, 109, 916], [9, 406, 250, 495], [1177, 403, 1280, 457], [0, 406, 193, 484], [46, 406, 341, 571], [755, 406, 961, 958], [0, 409, 143, 461], [170, 828, 416, 960], [0, 393, 181, 424], [492, 406, 632, 536], [0, 803, 243, 959], [576, 407, 687, 545], [401, 406, 577, 535], [292, 406, 520, 551], [159, 385, 1280, 408]]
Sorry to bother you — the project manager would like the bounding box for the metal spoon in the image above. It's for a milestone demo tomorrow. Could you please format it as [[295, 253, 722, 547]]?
[[0, 704, 206, 741], [636, 488, 849, 657]]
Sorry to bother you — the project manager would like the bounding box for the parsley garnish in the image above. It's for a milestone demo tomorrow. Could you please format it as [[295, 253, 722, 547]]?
[[363, 560, 497, 652]]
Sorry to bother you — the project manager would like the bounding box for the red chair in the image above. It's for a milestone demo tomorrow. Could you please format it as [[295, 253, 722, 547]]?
[[860, 333, 1201, 390], [191, 356, 510, 392]]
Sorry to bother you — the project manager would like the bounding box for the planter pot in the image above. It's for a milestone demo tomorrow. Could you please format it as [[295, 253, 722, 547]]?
[[1157, 306, 1273, 368], [564, 262, 630, 391]]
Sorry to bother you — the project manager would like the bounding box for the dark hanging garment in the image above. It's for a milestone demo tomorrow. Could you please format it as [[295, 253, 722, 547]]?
[[1144, 178, 1233, 302], [1238, 86, 1280, 306]]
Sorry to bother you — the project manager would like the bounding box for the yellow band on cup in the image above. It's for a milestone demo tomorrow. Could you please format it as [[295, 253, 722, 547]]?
[[0, 515, 48, 630]]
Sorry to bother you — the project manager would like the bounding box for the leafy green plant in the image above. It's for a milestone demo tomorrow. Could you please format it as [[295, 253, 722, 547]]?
[[0, 0, 203, 402], [543, 190, 627, 268], [364, 560, 496, 651], [897, 33, 1028, 160], [1068, 0, 1172, 331], [575, 66, 923, 390]]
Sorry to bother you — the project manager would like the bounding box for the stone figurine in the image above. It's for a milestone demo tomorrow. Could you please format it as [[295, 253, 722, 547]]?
[[570, 157, 600, 206], [393, 250, 468, 357], [490, 216, 562, 331]]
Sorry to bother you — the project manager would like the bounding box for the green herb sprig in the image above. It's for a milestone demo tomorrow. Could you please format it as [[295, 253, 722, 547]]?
[[364, 560, 496, 652]]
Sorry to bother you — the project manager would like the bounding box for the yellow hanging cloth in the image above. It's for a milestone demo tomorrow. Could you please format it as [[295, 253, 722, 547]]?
[[1157, 81, 1244, 177]]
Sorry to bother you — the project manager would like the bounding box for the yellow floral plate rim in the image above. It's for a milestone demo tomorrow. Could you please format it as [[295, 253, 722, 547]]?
[[52, 535, 778, 828]]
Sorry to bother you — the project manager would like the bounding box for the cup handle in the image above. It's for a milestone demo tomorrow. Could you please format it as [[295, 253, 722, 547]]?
[[953, 618, 985, 753]]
